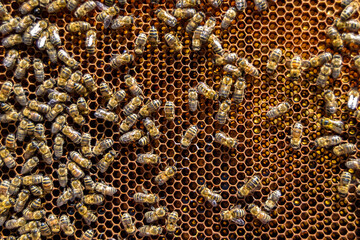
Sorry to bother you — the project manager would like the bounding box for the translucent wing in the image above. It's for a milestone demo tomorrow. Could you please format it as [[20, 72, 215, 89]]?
[[231, 218, 245, 226], [104, 15, 114, 29], [209, 199, 218, 207], [96, 1, 109, 10]]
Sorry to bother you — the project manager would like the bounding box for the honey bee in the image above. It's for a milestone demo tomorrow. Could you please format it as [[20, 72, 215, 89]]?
[[0, 146, 16, 168], [75, 98, 89, 116], [139, 99, 161, 118], [134, 187, 159, 204], [143, 118, 160, 139], [23, 208, 46, 220], [186, 11, 205, 34], [124, 74, 142, 97], [0, 2, 11, 21], [26, 120, 34, 135], [346, 158, 360, 170], [145, 206, 168, 223], [165, 211, 179, 234], [330, 54, 342, 79], [214, 131, 238, 148], [97, 150, 117, 173], [335, 18, 360, 32], [326, 26, 344, 50], [214, 52, 238, 66], [198, 185, 222, 206], [221, 8, 236, 29], [19, 0, 39, 15], [2, 34, 23, 48], [266, 102, 290, 119], [38, 141, 53, 164], [68, 104, 85, 125], [39, 222, 52, 236], [345, 33, 360, 45], [215, 100, 231, 125], [155, 165, 183, 185], [57, 66, 72, 88], [94, 108, 119, 122], [96, 2, 120, 28], [220, 205, 246, 225], [18, 221, 40, 235], [333, 143, 356, 156], [208, 34, 224, 55], [81, 133, 93, 158], [22, 27, 33, 46], [338, 171, 351, 197], [27, 198, 42, 211], [30, 20, 48, 40], [60, 214, 75, 236], [53, 134, 64, 159], [57, 163, 68, 187], [22, 107, 43, 122], [16, 15, 36, 33], [313, 135, 341, 149], [76, 202, 97, 224], [74, 81, 89, 99], [67, 161, 85, 179], [7, 176, 22, 197], [254, 0, 268, 11], [14, 189, 30, 213], [46, 25, 61, 47], [62, 125, 82, 144], [70, 179, 84, 199], [94, 181, 117, 196], [47, 0, 67, 12], [235, 0, 247, 10], [173, 8, 196, 19], [165, 33, 183, 52], [110, 52, 134, 68], [23, 141, 39, 159], [30, 58, 45, 83], [3, 49, 19, 69], [263, 190, 281, 212], [320, 118, 344, 134], [155, 8, 177, 27], [237, 175, 261, 197], [341, 1, 359, 21], [192, 26, 203, 51], [14, 57, 31, 80], [0, 179, 10, 195], [93, 138, 114, 156], [5, 217, 26, 229], [288, 55, 304, 79], [36, 30, 49, 50], [136, 153, 160, 165], [188, 88, 199, 112], [218, 75, 234, 100], [309, 52, 332, 68], [0, 17, 19, 35], [163, 101, 175, 121], [22, 174, 43, 186], [290, 122, 303, 149], [69, 151, 92, 169], [84, 30, 97, 54], [58, 49, 79, 69], [322, 90, 338, 115], [223, 64, 242, 78], [47, 214, 60, 233], [266, 48, 282, 74], [181, 125, 198, 148], [201, 17, 217, 43], [119, 129, 144, 144], [28, 100, 50, 115], [0, 111, 20, 123], [123, 96, 143, 116], [232, 78, 246, 104], [74, 1, 96, 18], [48, 90, 71, 105], [5, 133, 16, 151], [83, 194, 104, 205], [45, 41, 57, 63], [81, 229, 95, 240], [197, 82, 218, 100], [42, 176, 53, 193], [111, 15, 134, 29], [36, 78, 56, 97], [0, 102, 14, 113], [248, 204, 271, 224], [176, 0, 200, 8], [138, 225, 163, 237], [34, 123, 46, 141], [57, 188, 73, 207], [121, 212, 136, 234], [147, 26, 160, 47], [341, 0, 353, 6], [106, 90, 126, 111], [134, 32, 148, 55], [51, 115, 67, 134], [98, 82, 112, 100], [138, 134, 150, 146]]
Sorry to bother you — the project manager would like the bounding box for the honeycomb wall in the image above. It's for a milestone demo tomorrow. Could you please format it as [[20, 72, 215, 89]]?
[[0, 0, 359, 239]]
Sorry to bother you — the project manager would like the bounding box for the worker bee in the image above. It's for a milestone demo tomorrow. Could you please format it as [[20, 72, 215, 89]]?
[[145, 206, 168, 223], [45, 41, 57, 63], [330, 54, 342, 79], [57, 66, 72, 88], [19, 0, 39, 15], [263, 190, 281, 212], [138, 135, 150, 146], [220, 205, 246, 225], [5, 133, 16, 151], [14, 189, 30, 213], [48, 90, 71, 105], [341, 1, 359, 21], [290, 122, 303, 149], [93, 138, 114, 156], [121, 212, 136, 234], [338, 171, 352, 197], [22, 174, 43, 186], [28, 100, 50, 114], [186, 11, 205, 34], [74, 0, 96, 18], [124, 74, 142, 97], [254, 0, 268, 11], [47, 214, 60, 233], [8, 176, 22, 196], [99, 82, 112, 100], [208, 34, 224, 55], [75, 98, 89, 116], [23, 208, 46, 220], [81, 229, 95, 240], [106, 90, 125, 111], [68, 104, 85, 125], [232, 78, 246, 104], [341, 0, 353, 6], [53, 134, 64, 159], [94, 108, 119, 122], [0, 146, 16, 168], [346, 158, 360, 169], [36, 30, 48, 50], [201, 17, 216, 43], [214, 131, 238, 148], [214, 52, 238, 66], [123, 96, 143, 116], [0, 102, 14, 113], [5, 217, 26, 229], [60, 214, 75, 236], [76, 202, 97, 224], [320, 118, 344, 134], [165, 211, 179, 234], [34, 123, 46, 141], [69, 151, 92, 169], [111, 15, 134, 29], [163, 101, 175, 121], [39, 222, 52, 236], [138, 225, 162, 237], [81, 133, 93, 158], [139, 99, 161, 118], [110, 52, 134, 68], [343, 32, 360, 45], [0, 180, 10, 196], [333, 143, 356, 156], [83, 194, 104, 205], [154, 165, 183, 185], [314, 135, 341, 149], [3, 49, 19, 69], [120, 129, 144, 144], [16, 15, 36, 33], [335, 18, 360, 32], [26, 119, 35, 135], [215, 100, 231, 125], [221, 8, 236, 29], [266, 102, 291, 119], [266, 48, 282, 74], [24, 141, 38, 159], [2, 34, 23, 48], [0, 111, 20, 123], [155, 8, 177, 27], [83, 30, 97, 55], [97, 150, 117, 173], [18, 221, 40, 235], [326, 26, 344, 50], [188, 88, 199, 112], [0, 17, 19, 36], [0, 195, 14, 215], [36, 78, 56, 97], [288, 55, 304, 79], [57, 188, 73, 207], [134, 187, 159, 205], [29, 20, 48, 40], [134, 32, 147, 55], [309, 52, 332, 68], [57, 164, 68, 187], [146, 26, 160, 47], [42, 176, 53, 193], [67, 161, 85, 179], [192, 26, 203, 51], [323, 90, 338, 115], [27, 198, 42, 211], [197, 82, 218, 100], [181, 125, 198, 148], [58, 49, 79, 69], [96, 2, 120, 28], [73, 81, 88, 98], [165, 33, 183, 52], [198, 185, 222, 206], [31, 58, 45, 83], [47, 0, 66, 13], [218, 75, 234, 99], [51, 115, 67, 134], [22, 107, 43, 122], [136, 153, 160, 165], [94, 181, 117, 196], [173, 8, 196, 19], [70, 179, 84, 199], [237, 175, 261, 197], [0, 2, 10, 21], [14, 57, 31, 80], [62, 125, 82, 144], [248, 204, 271, 224], [223, 64, 242, 78], [176, 0, 200, 7], [38, 141, 53, 164], [47, 24, 61, 47]]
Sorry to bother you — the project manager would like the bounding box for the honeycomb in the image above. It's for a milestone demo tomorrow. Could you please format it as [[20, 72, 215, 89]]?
[[0, 0, 360, 239]]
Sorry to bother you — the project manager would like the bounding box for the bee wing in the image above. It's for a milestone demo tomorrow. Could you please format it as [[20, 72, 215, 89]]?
[[104, 15, 114, 29], [231, 218, 245, 226], [209, 199, 218, 207], [96, 1, 109, 11], [301, 60, 311, 70]]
